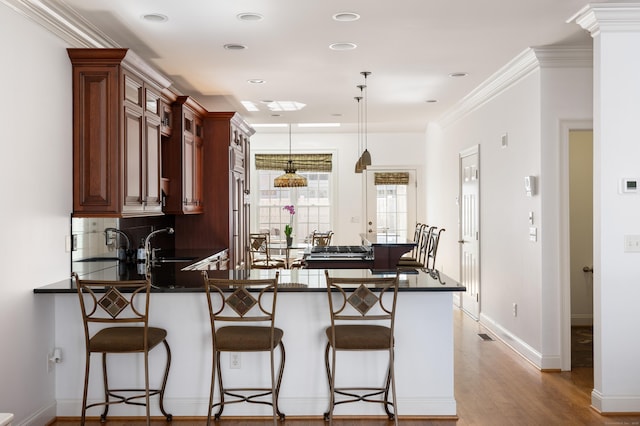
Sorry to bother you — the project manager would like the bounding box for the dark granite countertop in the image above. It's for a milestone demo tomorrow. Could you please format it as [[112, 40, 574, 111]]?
[[34, 260, 465, 294]]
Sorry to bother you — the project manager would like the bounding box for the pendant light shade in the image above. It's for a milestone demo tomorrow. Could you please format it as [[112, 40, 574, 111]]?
[[354, 94, 364, 173], [274, 124, 308, 188], [354, 71, 372, 172]]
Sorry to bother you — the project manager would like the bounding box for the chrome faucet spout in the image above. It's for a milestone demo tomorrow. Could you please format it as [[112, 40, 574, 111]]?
[[104, 227, 131, 250], [144, 227, 175, 264]]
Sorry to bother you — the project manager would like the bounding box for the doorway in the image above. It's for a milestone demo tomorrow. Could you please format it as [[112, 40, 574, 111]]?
[[569, 129, 594, 368], [459, 146, 480, 320], [560, 121, 594, 371], [364, 167, 417, 241]]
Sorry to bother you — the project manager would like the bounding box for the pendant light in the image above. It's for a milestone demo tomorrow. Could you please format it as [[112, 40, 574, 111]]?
[[359, 71, 372, 168], [274, 124, 308, 188], [354, 94, 364, 173]]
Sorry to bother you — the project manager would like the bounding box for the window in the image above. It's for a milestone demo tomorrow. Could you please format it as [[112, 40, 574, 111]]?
[[256, 170, 332, 243]]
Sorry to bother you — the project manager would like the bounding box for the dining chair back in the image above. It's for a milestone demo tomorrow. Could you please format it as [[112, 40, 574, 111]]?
[[248, 233, 285, 269]]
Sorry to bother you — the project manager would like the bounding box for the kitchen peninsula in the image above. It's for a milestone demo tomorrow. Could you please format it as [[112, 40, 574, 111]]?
[[36, 262, 464, 420]]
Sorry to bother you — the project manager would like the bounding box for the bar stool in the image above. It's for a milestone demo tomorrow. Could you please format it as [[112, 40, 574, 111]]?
[[73, 273, 172, 425], [202, 271, 285, 424], [425, 228, 445, 271], [397, 226, 434, 268], [323, 270, 400, 425], [400, 223, 426, 262]]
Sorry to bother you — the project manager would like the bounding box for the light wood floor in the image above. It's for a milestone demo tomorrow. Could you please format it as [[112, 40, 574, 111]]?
[[51, 308, 640, 425]]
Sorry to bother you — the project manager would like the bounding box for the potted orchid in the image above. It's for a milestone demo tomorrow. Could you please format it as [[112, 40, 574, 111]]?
[[283, 205, 295, 246]]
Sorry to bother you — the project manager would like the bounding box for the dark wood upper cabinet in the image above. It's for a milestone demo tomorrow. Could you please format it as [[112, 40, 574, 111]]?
[[68, 48, 170, 217], [162, 96, 206, 215]]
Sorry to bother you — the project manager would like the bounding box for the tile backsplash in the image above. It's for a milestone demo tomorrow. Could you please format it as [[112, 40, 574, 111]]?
[[71, 215, 176, 263]]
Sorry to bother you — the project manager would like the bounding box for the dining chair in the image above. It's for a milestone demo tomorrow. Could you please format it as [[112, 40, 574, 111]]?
[[323, 270, 400, 425], [202, 271, 286, 424], [73, 272, 172, 425], [312, 230, 334, 247], [248, 233, 285, 269]]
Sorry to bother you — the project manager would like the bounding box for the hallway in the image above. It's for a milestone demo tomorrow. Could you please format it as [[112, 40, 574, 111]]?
[[452, 308, 635, 425]]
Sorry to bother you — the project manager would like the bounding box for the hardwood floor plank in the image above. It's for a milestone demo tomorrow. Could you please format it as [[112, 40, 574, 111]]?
[[50, 308, 640, 425]]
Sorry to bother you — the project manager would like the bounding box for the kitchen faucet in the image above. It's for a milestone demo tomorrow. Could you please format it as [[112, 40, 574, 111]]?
[[104, 227, 131, 261], [144, 227, 175, 265]]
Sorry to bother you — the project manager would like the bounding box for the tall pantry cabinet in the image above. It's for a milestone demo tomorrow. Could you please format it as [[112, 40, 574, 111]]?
[[174, 112, 254, 269]]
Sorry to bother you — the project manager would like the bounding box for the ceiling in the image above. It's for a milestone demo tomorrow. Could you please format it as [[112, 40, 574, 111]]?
[[38, 0, 601, 133]]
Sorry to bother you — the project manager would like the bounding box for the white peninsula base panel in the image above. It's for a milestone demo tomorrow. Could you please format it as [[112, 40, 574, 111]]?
[[53, 291, 457, 418]]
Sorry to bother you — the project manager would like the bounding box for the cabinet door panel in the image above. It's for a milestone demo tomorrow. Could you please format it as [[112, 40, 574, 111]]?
[[145, 115, 162, 212], [123, 107, 143, 213]]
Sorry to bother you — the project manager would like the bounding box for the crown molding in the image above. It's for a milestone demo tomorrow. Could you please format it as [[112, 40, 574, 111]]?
[[438, 46, 592, 128], [1, 0, 173, 89], [569, 3, 640, 37], [1, 0, 115, 48]]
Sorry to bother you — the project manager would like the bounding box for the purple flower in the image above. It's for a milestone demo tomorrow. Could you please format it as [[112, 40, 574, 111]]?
[[283, 205, 295, 215]]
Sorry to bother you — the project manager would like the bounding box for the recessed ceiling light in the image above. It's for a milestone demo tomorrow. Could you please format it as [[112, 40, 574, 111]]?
[[265, 101, 306, 112], [297, 123, 341, 128], [224, 44, 247, 50], [241, 101, 259, 112], [333, 12, 360, 22], [248, 79, 265, 84], [237, 12, 264, 21], [142, 13, 168, 23], [449, 72, 468, 78], [329, 42, 357, 51], [251, 123, 289, 128], [331, 113, 343, 117]]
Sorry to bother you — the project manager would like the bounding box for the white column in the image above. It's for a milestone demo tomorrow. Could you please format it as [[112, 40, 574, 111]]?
[[572, 3, 640, 413]]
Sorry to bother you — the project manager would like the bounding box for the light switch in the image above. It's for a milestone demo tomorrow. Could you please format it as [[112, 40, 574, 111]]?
[[624, 235, 640, 252], [528, 211, 534, 225], [529, 227, 537, 242]]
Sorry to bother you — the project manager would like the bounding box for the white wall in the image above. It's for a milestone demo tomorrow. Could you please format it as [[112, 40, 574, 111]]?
[[0, 3, 72, 424], [250, 131, 426, 246], [426, 47, 593, 369]]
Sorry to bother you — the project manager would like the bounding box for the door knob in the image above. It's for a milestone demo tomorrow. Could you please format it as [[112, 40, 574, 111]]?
[[458, 240, 466, 244], [582, 266, 594, 273]]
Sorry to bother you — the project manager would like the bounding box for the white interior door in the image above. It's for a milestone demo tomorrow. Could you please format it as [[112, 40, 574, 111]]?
[[365, 167, 417, 241], [459, 146, 480, 320]]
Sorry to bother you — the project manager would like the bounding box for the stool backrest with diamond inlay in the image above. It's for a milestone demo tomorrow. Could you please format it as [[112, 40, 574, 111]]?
[[75, 275, 151, 330], [324, 271, 399, 324], [203, 271, 280, 325]]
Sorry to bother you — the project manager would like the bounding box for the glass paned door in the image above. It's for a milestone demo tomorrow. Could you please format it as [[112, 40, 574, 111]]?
[[365, 168, 416, 241]]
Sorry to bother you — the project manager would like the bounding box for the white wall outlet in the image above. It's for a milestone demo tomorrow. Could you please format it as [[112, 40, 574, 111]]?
[[512, 303, 518, 317], [230, 353, 241, 369]]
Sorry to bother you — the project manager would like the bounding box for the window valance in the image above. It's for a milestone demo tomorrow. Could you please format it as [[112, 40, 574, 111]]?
[[374, 172, 410, 185], [255, 153, 333, 172]]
